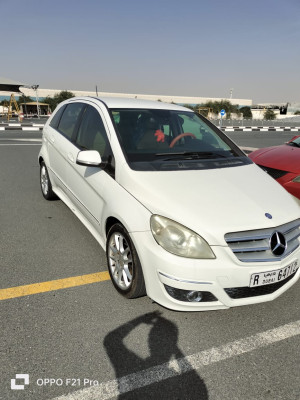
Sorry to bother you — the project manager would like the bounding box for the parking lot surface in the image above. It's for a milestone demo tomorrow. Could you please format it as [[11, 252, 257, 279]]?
[[1, 129, 299, 400]]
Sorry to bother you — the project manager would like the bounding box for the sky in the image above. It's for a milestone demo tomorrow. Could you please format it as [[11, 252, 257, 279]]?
[[1, 0, 300, 104]]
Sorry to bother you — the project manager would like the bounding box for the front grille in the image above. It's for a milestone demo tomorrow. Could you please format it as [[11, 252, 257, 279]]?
[[224, 271, 297, 299], [225, 219, 300, 262], [258, 164, 288, 180]]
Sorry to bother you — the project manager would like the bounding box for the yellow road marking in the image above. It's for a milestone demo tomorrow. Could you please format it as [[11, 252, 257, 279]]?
[[0, 271, 110, 301]]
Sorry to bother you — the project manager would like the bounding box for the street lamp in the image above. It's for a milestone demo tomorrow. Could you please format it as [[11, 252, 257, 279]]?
[[31, 85, 41, 118]]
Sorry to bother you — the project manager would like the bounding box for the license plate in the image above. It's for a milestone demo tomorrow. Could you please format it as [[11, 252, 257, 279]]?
[[250, 260, 299, 288]]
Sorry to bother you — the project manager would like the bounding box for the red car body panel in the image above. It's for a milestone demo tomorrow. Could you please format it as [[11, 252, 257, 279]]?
[[249, 145, 299, 174], [249, 136, 300, 199]]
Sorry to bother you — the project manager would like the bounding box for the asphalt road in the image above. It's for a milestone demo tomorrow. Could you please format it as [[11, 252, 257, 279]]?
[[1, 129, 299, 400], [226, 130, 297, 149]]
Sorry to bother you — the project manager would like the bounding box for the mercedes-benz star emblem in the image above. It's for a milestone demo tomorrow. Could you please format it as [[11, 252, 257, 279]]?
[[270, 231, 287, 256]]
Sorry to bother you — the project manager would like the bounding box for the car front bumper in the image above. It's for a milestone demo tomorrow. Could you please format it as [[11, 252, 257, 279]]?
[[131, 231, 300, 311]]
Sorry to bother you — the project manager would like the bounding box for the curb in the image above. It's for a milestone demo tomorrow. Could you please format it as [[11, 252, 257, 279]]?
[[0, 124, 44, 131], [222, 127, 300, 132]]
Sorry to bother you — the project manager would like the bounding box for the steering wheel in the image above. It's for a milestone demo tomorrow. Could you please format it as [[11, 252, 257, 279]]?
[[169, 133, 196, 148]]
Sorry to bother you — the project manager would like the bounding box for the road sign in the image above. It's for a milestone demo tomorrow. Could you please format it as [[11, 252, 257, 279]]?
[[220, 109, 226, 116]]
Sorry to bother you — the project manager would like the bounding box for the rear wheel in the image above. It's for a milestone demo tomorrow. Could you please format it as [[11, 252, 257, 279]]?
[[106, 223, 146, 298], [40, 161, 57, 200]]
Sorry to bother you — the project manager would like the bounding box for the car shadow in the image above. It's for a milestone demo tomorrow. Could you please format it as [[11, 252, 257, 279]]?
[[104, 311, 208, 399]]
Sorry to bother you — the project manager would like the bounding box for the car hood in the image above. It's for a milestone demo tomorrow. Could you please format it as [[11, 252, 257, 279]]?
[[119, 163, 300, 245], [249, 145, 300, 174]]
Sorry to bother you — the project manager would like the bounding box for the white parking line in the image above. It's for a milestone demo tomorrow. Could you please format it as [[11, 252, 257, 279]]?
[[0, 138, 42, 143], [0, 138, 42, 142], [52, 320, 300, 400], [0, 143, 41, 146], [0, 139, 42, 146]]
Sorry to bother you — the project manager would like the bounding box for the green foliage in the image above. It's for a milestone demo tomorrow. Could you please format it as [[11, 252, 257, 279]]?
[[201, 100, 241, 119], [239, 106, 252, 119], [181, 101, 242, 119], [43, 90, 75, 111], [42, 96, 57, 112], [264, 109, 276, 120], [294, 110, 300, 115], [17, 95, 33, 106], [182, 104, 195, 111]]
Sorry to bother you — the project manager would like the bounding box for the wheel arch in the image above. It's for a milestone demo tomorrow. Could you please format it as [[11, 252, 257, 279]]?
[[105, 216, 122, 237]]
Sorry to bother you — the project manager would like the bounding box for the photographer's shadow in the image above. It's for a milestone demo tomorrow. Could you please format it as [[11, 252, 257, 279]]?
[[104, 312, 208, 399]]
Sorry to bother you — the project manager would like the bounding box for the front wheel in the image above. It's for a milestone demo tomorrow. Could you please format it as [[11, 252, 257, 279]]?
[[40, 161, 57, 200], [106, 223, 146, 299]]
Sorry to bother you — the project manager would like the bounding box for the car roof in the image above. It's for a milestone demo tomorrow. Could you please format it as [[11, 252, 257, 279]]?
[[72, 96, 190, 111]]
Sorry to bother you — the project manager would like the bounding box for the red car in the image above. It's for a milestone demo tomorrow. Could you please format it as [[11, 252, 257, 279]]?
[[249, 135, 300, 199]]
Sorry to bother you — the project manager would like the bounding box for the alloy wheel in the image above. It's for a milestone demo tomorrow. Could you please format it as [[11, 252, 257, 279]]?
[[108, 232, 133, 290], [41, 165, 49, 196]]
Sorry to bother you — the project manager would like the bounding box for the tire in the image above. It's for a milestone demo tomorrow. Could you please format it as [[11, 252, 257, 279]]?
[[106, 223, 146, 299], [40, 161, 57, 200]]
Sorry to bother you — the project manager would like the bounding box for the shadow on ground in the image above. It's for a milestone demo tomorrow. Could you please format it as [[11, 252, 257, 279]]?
[[104, 311, 208, 399]]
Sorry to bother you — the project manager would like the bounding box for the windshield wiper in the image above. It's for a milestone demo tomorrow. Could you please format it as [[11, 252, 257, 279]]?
[[155, 151, 229, 161]]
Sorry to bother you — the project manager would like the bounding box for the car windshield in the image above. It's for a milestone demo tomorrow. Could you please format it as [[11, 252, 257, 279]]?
[[288, 136, 300, 147], [111, 108, 250, 171]]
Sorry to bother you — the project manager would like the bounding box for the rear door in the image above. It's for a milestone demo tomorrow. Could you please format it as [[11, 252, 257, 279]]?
[[46, 102, 86, 195]]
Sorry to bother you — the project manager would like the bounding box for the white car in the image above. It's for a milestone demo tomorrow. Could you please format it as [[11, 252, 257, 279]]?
[[39, 97, 300, 311]]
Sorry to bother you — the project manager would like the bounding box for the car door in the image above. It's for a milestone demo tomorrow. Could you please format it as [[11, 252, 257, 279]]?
[[65, 103, 113, 230], [46, 102, 86, 195]]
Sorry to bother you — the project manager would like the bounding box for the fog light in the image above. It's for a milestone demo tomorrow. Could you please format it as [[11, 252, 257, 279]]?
[[164, 285, 218, 303], [186, 290, 203, 302]]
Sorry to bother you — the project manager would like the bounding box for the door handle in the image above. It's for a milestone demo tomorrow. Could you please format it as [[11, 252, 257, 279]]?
[[49, 134, 55, 143], [67, 153, 75, 163]]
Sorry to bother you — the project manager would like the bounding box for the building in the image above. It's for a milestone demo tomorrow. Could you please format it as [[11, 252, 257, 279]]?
[[19, 102, 51, 116]]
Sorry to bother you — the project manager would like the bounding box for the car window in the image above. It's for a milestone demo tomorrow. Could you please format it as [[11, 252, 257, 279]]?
[[57, 103, 85, 140], [178, 113, 231, 150], [49, 105, 66, 129], [76, 105, 108, 156]]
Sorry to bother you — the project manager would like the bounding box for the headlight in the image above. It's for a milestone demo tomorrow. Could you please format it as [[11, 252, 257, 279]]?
[[150, 215, 215, 259], [292, 176, 300, 183]]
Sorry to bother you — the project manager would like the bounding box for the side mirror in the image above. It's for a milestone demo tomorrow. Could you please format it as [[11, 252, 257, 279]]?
[[76, 150, 102, 167]]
